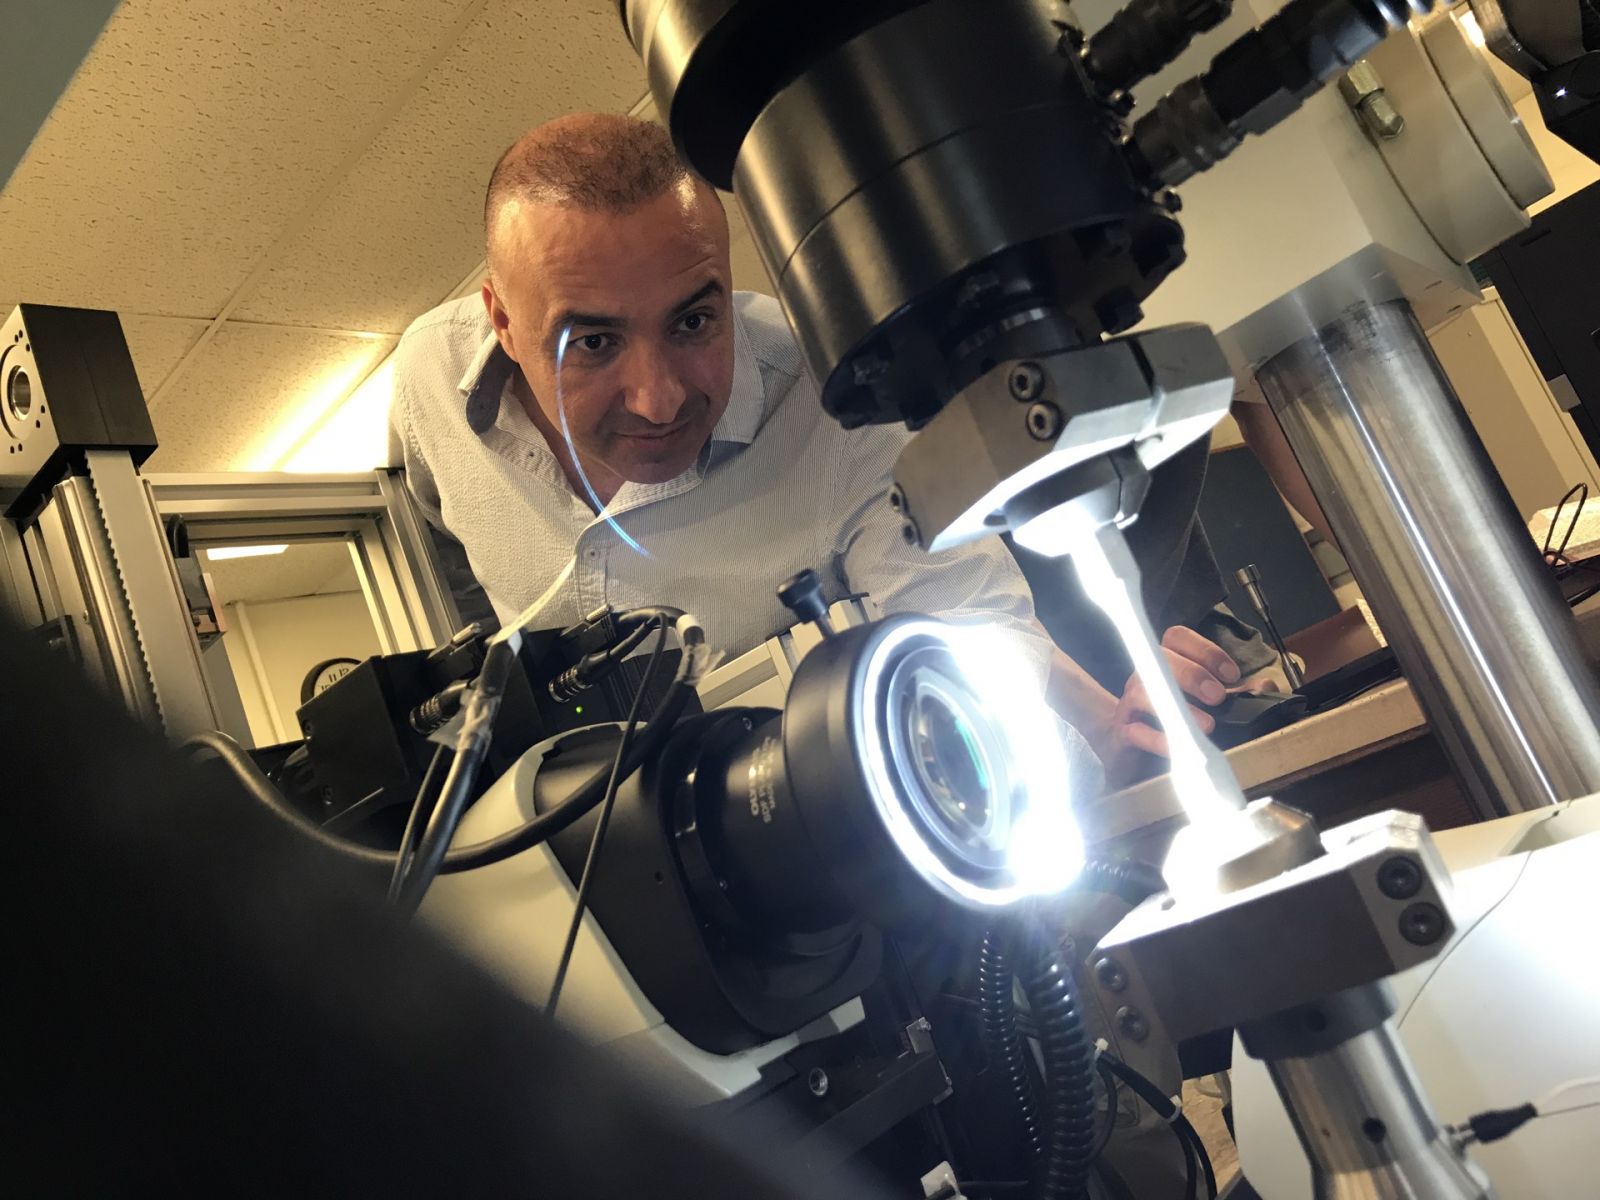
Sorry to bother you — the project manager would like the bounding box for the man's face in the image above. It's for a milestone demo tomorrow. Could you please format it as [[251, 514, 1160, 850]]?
[[483, 180, 735, 495]]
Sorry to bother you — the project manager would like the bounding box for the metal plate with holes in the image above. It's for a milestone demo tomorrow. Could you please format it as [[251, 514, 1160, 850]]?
[[0, 311, 56, 485], [1091, 811, 1456, 1045]]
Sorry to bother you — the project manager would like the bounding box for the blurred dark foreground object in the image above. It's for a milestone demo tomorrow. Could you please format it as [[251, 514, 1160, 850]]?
[[0, 613, 886, 1199]]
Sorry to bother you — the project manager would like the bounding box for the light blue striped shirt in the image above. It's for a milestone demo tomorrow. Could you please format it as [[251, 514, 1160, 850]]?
[[391, 291, 1101, 785]]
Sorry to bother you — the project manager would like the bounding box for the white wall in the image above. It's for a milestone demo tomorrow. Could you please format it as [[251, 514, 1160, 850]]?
[[218, 590, 384, 746], [1429, 293, 1600, 518]]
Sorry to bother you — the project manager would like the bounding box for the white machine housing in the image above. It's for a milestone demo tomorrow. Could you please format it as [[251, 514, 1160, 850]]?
[[1232, 796, 1600, 1198], [420, 597, 880, 1105]]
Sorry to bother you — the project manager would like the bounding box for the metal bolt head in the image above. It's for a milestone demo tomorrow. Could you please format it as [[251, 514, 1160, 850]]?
[[1339, 60, 1383, 105], [1377, 856, 1423, 900], [1107, 89, 1134, 118], [1399, 901, 1447, 946], [1115, 1006, 1150, 1043], [1361, 93, 1405, 139], [1009, 362, 1046, 402], [1157, 188, 1183, 214], [1025, 401, 1063, 441], [807, 1068, 830, 1098], [1340, 61, 1404, 139], [1095, 957, 1128, 993]]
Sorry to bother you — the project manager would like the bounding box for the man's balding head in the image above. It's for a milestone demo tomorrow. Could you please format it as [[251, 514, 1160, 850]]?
[[479, 113, 737, 505], [485, 114, 717, 282]]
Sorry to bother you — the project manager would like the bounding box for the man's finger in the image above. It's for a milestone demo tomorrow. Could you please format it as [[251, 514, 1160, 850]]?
[[1124, 723, 1169, 758], [1162, 625, 1241, 684], [1162, 648, 1228, 706]]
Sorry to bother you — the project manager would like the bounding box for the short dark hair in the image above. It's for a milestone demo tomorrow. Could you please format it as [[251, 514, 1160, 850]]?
[[484, 114, 699, 248]]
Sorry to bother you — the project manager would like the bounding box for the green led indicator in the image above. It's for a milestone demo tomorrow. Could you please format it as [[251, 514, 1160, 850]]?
[[574, 705, 585, 715]]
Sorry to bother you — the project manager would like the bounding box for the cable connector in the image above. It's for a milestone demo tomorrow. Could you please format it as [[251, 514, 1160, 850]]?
[[675, 613, 718, 687], [1450, 1103, 1537, 1147]]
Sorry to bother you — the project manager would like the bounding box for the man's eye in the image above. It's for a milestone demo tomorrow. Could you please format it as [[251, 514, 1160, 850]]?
[[578, 333, 611, 353], [677, 311, 713, 335]]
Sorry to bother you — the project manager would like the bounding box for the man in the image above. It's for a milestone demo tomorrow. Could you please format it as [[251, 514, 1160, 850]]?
[[391, 113, 1246, 788]]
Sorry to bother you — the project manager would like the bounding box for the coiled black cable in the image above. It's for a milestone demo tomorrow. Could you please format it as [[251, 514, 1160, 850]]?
[[1077, 857, 1166, 907], [1017, 923, 1099, 1200], [979, 927, 1044, 1161]]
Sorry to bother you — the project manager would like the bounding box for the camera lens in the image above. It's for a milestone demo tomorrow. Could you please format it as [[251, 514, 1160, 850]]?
[[884, 646, 1013, 873], [767, 615, 1085, 917]]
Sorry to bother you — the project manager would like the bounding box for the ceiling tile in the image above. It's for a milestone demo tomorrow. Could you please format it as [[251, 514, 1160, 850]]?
[[234, 0, 646, 334], [205, 540, 360, 605], [119, 313, 209, 397], [145, 323, 396, 472], [0, 0, 482, 318]]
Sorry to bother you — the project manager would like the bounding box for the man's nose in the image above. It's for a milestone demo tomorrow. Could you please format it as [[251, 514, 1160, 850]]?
[[621, 342, 688, 426]]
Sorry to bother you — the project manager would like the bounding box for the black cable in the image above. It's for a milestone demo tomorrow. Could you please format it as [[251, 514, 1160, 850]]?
[[393, 638, 520, 914], [549, 621, 655, 701], [1016, 924, 1099, 1200], [978, 927, 1045, 1161], [1092, 1059, 1120, 1161], [546, 618, 673, 1016], [1096, 1051, 1214, 1200], [1455, 1094, 1600, 1146], [182, 731, 400, 864], [181, 661, 698, 882], [388, 744, 449, 905], [1542, 482, 1588, 562], [1077, 857, 1166, 907], [614, 605, 685, 630], [442, 678, 695, 871]]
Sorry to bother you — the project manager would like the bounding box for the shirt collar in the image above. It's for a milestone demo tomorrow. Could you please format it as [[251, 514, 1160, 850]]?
[[457, 297, 768, 447]]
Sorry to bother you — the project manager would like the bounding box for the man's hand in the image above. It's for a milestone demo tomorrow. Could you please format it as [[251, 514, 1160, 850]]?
[[1102, 626, 1242, 785]]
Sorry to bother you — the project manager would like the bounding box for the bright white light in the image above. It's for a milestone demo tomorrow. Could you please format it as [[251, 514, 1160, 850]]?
[[1161, 818, 1241, 900], [204, 544, 288, 561], [1056, 520, 1243, 823], [1555, 87, 1568, 99], [279, 358, 398, 473], [1458, 8, 1486, 48], [854, 618, 1084, 907], [1010, 803, 1086, 897], [243, 344, 395, 472]]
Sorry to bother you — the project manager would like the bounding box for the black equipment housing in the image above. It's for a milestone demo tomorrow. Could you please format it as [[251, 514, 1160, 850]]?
[[622, 0, 1185, 431], [1, 304, 156, 521], [294, 624, 686, 831], [538, 719, 884, 1055]]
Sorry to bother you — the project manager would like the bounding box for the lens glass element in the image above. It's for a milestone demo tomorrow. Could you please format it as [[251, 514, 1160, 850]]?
[[884, 647, 1012, 871], [853, 619, 1083, 908]]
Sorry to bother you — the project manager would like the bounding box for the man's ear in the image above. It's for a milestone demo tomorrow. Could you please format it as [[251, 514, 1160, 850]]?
[[482, 280, 520, 363]]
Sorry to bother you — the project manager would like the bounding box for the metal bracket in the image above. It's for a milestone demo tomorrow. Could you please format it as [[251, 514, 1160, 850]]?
[[1091, 810, 1456, 1046], [892, 323, 1234, 551]]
